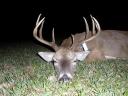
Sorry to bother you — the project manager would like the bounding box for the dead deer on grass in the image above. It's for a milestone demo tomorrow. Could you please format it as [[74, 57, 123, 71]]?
[[33, 14, 128, 82]]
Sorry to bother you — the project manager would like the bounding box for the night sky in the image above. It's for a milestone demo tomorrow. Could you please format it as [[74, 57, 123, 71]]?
[[1, 1, 128, 42]]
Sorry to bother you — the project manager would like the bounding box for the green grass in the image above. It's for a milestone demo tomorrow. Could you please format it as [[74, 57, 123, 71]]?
[[0, 41, 128, 96]]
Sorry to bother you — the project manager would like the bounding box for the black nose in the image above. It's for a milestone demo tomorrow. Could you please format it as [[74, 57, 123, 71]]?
[[59, 74, 70, 82]]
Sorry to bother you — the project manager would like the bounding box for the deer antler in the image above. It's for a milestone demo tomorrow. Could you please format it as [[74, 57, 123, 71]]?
[[83, 17, 89, 39], [33, 14, 58, 51], [69, 16, 101, 49], [70, 34, 74, 48], [83, 16, 101, 43]]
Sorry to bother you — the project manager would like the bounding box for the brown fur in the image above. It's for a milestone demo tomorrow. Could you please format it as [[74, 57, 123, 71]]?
[[61, 30, 128, 61]]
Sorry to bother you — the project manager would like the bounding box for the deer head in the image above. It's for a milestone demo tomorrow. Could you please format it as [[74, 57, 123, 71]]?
[[33, 14, 101, 82]]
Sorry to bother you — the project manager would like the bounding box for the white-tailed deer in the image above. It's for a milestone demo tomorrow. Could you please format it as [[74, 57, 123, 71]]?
[[33, 14, 128, 82]]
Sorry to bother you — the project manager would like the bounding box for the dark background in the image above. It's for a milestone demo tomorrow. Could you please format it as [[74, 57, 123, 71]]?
[[1, 1, 128, 42]]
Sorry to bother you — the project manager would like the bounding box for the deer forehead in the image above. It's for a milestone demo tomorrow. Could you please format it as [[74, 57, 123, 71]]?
[[54, 48, 76, 60]]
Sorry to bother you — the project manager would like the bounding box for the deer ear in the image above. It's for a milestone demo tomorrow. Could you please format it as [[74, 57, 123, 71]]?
[[38, 52, 55, 62], [75, 51, 90, 61]]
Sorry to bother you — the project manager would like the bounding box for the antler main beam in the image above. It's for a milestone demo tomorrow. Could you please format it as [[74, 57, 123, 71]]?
[[33, 14, 58, 51]]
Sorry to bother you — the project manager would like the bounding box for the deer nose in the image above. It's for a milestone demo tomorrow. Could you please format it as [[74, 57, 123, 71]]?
[[59, 74, 70, 82]]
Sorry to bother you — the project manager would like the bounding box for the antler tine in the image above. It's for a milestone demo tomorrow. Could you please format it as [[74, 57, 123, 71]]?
[[36, 14, 42, 25], [39, 16, 44, 39], [82, 16, 101, 43], [83, 17, 89, 39], [33, 14, 58, 51], [92, 16, 101, 32], [52, 28, 55, 43], [90, 15, 96, 35], [33, 16, 45, 39], [70, 34, 74, 48]]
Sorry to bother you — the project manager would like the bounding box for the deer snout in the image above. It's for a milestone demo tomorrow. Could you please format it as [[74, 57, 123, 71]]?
[[59, 74, 70, 82]]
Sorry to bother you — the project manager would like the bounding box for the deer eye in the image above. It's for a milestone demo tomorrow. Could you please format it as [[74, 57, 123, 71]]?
[[53, 59, 59, 65], [53, 60, 57, 63], [53, 61, 59, 67], [72, 57, 77, 63], [53, 58, 58, 62], [73, 60, 78, 63]]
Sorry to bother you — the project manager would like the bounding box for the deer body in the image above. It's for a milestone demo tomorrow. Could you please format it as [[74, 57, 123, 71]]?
[[62, 30, 128, 60], [33, 14, 128, 82]]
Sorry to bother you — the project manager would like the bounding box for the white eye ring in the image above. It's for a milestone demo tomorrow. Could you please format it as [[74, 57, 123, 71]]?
[[53, 62, 59, 66]]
